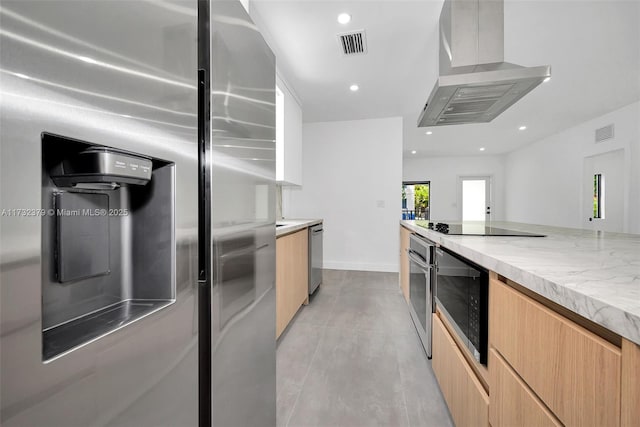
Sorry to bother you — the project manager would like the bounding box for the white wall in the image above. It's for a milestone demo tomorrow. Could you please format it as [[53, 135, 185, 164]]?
[[283, 117, 403, 272], [505, 101, 640, 233], [403, 156, 506, 221]]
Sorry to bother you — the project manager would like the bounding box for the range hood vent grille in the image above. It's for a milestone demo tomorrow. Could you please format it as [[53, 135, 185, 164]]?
[[338, 30, 367, 55], [446, 98, 500, 114], [595, 124, 615, 142], [455, 84, 515, 100]]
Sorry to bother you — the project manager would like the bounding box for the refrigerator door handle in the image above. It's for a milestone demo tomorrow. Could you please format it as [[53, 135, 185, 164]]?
[[197, 68, 209, 282], [197, 65, 212, 427]]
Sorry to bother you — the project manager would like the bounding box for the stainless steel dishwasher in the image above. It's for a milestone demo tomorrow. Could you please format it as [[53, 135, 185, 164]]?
[[309, 223, 323, 294]]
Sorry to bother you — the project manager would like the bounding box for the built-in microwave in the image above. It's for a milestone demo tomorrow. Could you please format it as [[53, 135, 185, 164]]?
[[435, 246, 489, 365]]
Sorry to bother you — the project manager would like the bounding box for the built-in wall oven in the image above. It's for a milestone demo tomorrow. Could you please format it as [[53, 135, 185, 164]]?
[[435, 247, 489, 365], [408, 234, 435, 358]]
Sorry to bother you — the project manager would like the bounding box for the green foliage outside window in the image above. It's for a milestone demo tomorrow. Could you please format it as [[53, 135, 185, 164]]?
[[402, 183, 430, 220], [593, 174, 602, 219], [414, 185, 429, 210]]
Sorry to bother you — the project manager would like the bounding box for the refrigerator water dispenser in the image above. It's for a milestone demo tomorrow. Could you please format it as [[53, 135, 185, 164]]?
[[41, 133, 176, 361]]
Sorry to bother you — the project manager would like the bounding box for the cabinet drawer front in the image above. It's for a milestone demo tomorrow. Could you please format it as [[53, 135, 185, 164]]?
[[490, 278, 621, 427], [433, 314, 489, 427], [621, 339, 640, 427], [490, 349, 561, 427], [276, 229, 308, 338]]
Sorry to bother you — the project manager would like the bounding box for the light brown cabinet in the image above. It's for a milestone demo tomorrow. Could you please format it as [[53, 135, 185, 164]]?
[[489, 349, 561, 427], [276, 229, 308, 338], [400, 226, 640, 427], [399, 226, 410, 303], [489, 276, 621, 427], [621, 339, 640, 427], [432, 314, 489, 427]]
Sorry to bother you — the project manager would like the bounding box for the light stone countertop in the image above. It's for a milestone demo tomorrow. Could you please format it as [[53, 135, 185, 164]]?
[[401, 220, 640, 345], [276, 218, 323, 237]]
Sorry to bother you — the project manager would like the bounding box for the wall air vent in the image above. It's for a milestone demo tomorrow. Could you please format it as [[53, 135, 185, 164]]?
[[338, 30, 367, 56], [595, 124, 615, 143]]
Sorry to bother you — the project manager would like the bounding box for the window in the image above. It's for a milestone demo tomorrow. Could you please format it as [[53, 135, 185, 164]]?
[[402, 181, 430, 220], [593, 173, 604, 219]]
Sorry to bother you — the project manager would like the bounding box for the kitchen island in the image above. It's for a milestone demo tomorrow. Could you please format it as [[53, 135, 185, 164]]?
[[400, 220, 640, 427], [401, 220, 640, 345]]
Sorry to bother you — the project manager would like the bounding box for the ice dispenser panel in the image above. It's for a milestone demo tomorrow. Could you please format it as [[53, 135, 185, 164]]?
[[55, 192, 110, 283], [41, 133, 176, 361], [51, 147, 152, 187]]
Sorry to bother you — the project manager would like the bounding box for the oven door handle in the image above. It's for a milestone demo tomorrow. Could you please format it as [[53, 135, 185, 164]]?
[[408, 250, 430, 270]]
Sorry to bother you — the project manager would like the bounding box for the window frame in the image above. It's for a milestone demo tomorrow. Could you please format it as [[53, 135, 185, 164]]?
[[593, 173, 604, 219], [402, 181, 431, 220]]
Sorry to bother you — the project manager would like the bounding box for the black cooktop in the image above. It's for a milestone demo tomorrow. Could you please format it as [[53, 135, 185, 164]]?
[[423, 222, 546, 237]]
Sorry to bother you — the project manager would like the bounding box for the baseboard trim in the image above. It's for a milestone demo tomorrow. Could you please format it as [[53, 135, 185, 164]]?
[[323, 260, 398, 273]]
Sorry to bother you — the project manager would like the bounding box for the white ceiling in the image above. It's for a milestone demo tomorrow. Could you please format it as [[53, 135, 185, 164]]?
[[251, 0, 640, 157]]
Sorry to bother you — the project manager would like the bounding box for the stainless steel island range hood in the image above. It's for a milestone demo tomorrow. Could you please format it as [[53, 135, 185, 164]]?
[[418, 0, 551, 127]]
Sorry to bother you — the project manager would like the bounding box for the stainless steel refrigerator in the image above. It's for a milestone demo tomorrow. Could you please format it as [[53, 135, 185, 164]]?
[[0, 0, 276, 425], [198, 0, 276, 426]]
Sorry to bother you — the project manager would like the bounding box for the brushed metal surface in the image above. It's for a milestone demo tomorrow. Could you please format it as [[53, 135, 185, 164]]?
[[408, 235, 435, 358], [206, 1, 276, 426], [309, 224, 323, 294], [419, 0, 551, 126], [439, 0, 504, 73], [0, 1, 198, 425]]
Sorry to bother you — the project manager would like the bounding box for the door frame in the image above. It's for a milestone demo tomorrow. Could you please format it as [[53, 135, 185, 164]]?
[[457, 175, 493, 222], [581, 147, 628, 232]]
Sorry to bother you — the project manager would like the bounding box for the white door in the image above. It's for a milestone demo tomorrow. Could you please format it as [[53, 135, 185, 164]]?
[[461, 176, 491, 222], [583, 150, 625, 232]]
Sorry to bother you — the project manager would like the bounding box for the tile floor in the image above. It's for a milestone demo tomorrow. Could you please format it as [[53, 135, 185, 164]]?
[[276, 270, 454, 427]]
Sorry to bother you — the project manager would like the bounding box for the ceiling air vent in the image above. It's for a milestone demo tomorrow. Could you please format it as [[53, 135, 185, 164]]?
[[338, 30, 367, 56], [595, 124, 615, 143]]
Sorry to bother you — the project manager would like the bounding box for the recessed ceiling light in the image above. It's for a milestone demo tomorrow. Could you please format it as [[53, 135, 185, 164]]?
[[519, 125, 527, 131], [349, 84, 359, 92], [479, 147, 485, 151], [543, 77, 551, 83], [425, 131, 433, 135], [411, 150, 417, 154], [337, 13, 351, 24]]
